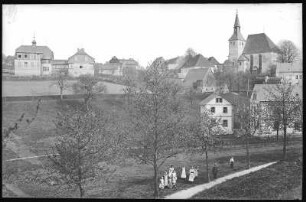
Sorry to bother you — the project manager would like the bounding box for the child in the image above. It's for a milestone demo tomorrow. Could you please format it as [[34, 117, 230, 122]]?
[[181, 166, 186, 179], [159, 176, 165, 189], [212, 162, 218, 180], [229, 157, 234, 169], [172, 170, 177, 189], [188, 166, 195, 182]]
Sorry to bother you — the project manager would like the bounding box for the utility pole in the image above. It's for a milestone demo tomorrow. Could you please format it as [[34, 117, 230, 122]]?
[[247, 78, 250, 97]]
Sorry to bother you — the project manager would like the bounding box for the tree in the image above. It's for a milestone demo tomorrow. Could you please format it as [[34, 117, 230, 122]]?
[[185, 48, 197, 57], [190, 109, 225, 182], [235, 100, 261, 168], [47, 102, 121, 197], [72, 74, 107, 109], [125, 58, 190, 198], [277, 40, 300, 63], [264, 81, 302, 160], [51, 69, 69, 101]]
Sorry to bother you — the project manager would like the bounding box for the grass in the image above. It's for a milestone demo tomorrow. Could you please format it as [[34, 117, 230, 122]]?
[[2, 99, 303, 199], [192, 147, 302, 200]]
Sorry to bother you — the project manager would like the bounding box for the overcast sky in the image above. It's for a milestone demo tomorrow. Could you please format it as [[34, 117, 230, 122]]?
[[2, 4, 302, 67]]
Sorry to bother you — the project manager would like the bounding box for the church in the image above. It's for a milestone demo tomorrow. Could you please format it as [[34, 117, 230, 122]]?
[[225, 12, 280, 74]]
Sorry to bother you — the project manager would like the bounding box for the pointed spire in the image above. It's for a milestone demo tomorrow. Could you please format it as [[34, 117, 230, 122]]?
[[234, 10, 240, 28], [32, 33, 36, 46]]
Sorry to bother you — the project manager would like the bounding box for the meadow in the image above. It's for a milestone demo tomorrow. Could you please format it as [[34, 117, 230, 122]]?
[[2, 98, 303, 199]]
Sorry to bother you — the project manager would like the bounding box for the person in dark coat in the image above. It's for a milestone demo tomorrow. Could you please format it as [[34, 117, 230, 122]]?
[[212, 162, 218, 180]]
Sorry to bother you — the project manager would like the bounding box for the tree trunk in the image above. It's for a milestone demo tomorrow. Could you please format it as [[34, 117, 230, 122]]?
[[246, 134, 250, 169], [78, 182, 84, 198], [153, 151, 158, 198], [283, 125, 287, 160], [276, 127, 279, 142], [205, 148, 210, 182]]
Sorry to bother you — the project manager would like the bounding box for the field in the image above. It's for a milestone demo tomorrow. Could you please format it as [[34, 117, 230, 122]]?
[[2, 80, 126, 97], [2, 99, 303, 199]]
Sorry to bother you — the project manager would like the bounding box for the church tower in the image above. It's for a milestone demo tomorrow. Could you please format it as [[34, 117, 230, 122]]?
[[228, 11, 246, 62]]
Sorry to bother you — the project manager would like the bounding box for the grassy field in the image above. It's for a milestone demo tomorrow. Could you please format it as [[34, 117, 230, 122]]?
[[2, 80, 126, 96], [2, 99, 303, 199]]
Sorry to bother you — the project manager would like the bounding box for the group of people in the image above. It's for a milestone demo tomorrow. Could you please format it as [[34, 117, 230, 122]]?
[[159, 157, 235, 190], [159, 165, 178, 189]]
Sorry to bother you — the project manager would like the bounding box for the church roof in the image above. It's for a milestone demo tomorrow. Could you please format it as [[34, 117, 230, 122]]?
[[229, 13, 245, 41], [181, 54, 214, 69], [242, 33, 280, 54], [16, 45, 54, 60]]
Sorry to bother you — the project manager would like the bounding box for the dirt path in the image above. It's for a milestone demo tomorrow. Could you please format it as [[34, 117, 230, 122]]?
[[4, 183, 31, 197], [164, 161, 277, 199]]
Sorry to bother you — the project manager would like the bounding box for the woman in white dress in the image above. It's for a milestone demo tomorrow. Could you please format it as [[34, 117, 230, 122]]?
[[164, 171, 169, 188], [159, 176, 165, 189], [181, 166, 186, 179], [189, 166, 195, 182], [172, 171, 177, 189]]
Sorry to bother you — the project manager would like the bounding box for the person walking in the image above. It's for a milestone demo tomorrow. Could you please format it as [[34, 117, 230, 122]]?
[[212, 162, 218, 180], [181, 166, 186, 180], [229, 157, 234, 169]]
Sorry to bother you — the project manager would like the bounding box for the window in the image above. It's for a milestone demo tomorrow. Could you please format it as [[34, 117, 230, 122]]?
[[216, 98, 223, 103], [223, 120, 228, 127], [80, 66, 83, 69], [223, 107, 228, 113], [211, 107, 215, 113], [24, 62, 28, 67], [25, 54, 27, 58], [299, 75, 302, 79], [296, 75, 299, 79], [43, 67, 49, 71]]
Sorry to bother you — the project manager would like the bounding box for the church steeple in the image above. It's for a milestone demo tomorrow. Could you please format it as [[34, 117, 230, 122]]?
[[32, 34, 36, 46], [228, 10, 246, 62]]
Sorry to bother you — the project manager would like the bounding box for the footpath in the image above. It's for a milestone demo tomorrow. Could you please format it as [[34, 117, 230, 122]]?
[[164, 161, 277, 199]]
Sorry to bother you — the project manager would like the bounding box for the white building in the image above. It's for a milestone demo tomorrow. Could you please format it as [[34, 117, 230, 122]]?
[[67, 48, 95, 77], [276, 62, 302, 85]]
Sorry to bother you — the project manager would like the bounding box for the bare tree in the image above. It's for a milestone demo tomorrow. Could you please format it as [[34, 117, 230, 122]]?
[[264, 81, 302, 160], [47, 102, 120, 197], [125, 58, 190, 198], [72, 74, 107, 109], [185, 48, 197, 57], [235, 100, 261, 168], [277, 40, 300, 63], [51, 69, 69, 101], [190, 109, 225, 182]]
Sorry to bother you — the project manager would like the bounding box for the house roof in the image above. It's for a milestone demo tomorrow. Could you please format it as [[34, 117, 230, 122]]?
[[68, 48, 95, 61], [238, 54, 249, 61], [15, 45, 54, 60], [181, 54, 214, 69], [100, 63, 121, 70], [242, 33, 280, 54], [252, 83, 302, 101], [199, 92, 250, 106], [208, 57, 220, 65], [183, 68, 210, 86], [165, 57, 179, 65], [276, 62, 302, 73], [52, 60, 68, 65]]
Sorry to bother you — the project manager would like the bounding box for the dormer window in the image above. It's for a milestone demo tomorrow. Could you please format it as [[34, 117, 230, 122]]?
[[18, 54, 21, 58], [25, 54, 27, 58], [80, 66, 83, 69], [216, 98, 223, 103]]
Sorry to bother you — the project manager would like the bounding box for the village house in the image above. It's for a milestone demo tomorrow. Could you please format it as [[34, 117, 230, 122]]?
[[51, 59, 69, 75], [251, 83, 302, 134], [97, 56, 139, 76], [67, 48, 95, 77], [276, 61, 302, 85], [14, 38, 54, 76], [199, 92, 250, 134], [178, 54, 215, 79]]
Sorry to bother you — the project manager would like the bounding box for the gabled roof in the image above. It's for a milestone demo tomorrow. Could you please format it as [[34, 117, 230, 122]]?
[[208, 57, 220, 65], [183, 68, 210, 87], [199, 92, 250, 106], [181, 54, 214, 69], [68, 48, 95, 62], [243, 33, 280, 54], [16, 45, 54, 60], [238, 54, 249, 61], [252, 83, 302, 101], [165, 57, 179, 65], [276, 62, 302, 73]]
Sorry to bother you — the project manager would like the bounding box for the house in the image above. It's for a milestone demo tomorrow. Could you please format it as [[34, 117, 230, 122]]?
[[178, 54, 215, 79], [251, 84, 302, 133], [199, 92, 250, 134], [67, 48, 95, 77], [183, 67, 217, 93], [51, 59, 69, 75], [276, 62, 302, 85], [14, 38, 54, 76]]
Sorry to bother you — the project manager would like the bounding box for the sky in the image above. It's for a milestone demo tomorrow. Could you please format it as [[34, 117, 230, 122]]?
[[2, 4, 302, 67]]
